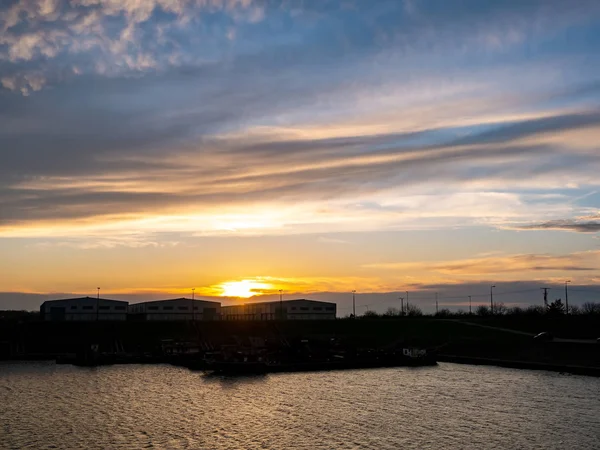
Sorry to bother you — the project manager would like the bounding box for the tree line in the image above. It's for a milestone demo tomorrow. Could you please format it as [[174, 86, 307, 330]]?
[[348, 300, 600, 318]]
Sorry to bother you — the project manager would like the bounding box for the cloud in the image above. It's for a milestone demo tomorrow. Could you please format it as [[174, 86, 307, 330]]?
[[1, 1, 600, 243], [2, 0, 600, 94], [514, 218, 600, 233], [364, 250, 600, 279]]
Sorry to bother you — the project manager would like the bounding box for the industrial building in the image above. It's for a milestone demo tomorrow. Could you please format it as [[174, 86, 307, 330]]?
[[40, 297, 129, 321], [39, 296, 337, 321], [128, 298, 221, 321], [222, 299, 336, 321]]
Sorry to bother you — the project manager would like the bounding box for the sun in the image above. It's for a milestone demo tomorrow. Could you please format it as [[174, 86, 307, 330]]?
[[219, 280, 273, 298]]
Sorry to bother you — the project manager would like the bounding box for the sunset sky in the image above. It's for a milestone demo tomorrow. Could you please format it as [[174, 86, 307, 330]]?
[[1, 0, 600, 313]]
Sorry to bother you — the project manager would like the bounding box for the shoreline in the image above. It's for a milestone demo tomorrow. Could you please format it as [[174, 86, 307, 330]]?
[[438, 354, 600, 377]]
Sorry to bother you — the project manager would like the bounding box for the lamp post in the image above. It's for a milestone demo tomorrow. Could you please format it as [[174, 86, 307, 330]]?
[[352, 290, 356, 318], [192, 288, 195, 321], [490, 285, 496, 314], [565, 280, 571, 315], [399, 297, 404, 316], [279, 289, 283, 320], [406, 291, 409, 313]]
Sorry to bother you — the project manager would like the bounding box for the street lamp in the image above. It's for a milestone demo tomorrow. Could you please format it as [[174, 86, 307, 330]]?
[[279, 289, 283, 320], [490, 285, 496, 314], [192, 288, 195, 321], [468, 295, 472, 315], [399, 297, 404, 316], [565, 280, 571, 315], [405, 291, 409, 313], [352, 290, 356, 318]]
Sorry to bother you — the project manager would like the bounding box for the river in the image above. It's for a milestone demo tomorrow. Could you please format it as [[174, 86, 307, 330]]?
[[1, 362, 599, 449]]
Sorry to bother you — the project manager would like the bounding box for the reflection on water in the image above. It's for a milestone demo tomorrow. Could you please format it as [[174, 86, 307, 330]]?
[[1, 362, 599, 449]]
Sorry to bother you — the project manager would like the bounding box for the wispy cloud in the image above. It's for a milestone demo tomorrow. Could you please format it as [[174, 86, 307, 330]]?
[[363, 250, 600, 282], [513, 214, 600, 233]]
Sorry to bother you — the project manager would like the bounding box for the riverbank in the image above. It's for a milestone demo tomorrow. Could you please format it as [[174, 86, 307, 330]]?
[[438, 354, 600, 377]]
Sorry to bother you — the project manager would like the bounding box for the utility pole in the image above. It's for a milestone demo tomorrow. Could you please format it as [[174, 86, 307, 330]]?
[[405, 291, 409, 313], [540, 287, 551, 309], [399, 297, 404, 316], [96, 287, 100, 321], [435, 292, 438, 315], [192, 288, 195, 321], [468, 295, 472, 315], [565, 281, 571, 315], [352, 290, 356, 318], [279, 289, 283, 320], [490, 285, 496, 315]]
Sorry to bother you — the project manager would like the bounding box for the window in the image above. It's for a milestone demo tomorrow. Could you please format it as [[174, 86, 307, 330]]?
[[114, 306, 126, 311], [300, 307, 309, 311], [313, 307, 323, 311], [325, 307, 335, 311], [70, 306, 77, 310], [82, 306, 93, 310], [148, 306, 159, 311], [99, 306, 110, 310], [163, 306, 174, 311], [178, 306, 188, 311]]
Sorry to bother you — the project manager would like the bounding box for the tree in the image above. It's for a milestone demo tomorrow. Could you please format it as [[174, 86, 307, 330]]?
[[493, 302, 508, 315], [405, 304, 423, 316], [524, 305, 545, 316], [435, 308, 452, 318], [362, 310, 379, 318], [582, 302, 600, 315], [508, 306, 524, 316], [547, 299, 565, 316], [383, 307, 400, 317], [476, 305, 491, 316]]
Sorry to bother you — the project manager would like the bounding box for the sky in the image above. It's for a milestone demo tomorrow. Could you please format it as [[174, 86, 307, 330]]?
[[1, 0, 600, 313]]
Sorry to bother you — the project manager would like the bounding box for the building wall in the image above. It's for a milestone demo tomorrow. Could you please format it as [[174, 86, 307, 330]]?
[[222, 299, 336, 320], [41, 297, 129, 321], [128, 298, 221, 321]]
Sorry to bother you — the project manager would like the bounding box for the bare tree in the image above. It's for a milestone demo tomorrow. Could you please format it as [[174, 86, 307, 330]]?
[[476, 305, 491, 316], [525, 305, 545, 316], [405, 304, 423, 316], [493, 302, 508, 315], [435, 308, 452, 317], [383, 307, 400, 317], [582, 302, 600, 315]]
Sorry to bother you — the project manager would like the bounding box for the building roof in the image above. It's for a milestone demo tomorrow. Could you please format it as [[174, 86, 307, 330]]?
[[41, 297, 128, 306], [129, 298, 221, 306], [223, 299, 336, 307]]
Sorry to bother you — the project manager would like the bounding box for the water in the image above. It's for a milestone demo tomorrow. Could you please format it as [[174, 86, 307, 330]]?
[[1, 362, 599, 450]]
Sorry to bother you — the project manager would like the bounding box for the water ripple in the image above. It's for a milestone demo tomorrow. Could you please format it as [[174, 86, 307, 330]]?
[[1, 362, 599, 449]]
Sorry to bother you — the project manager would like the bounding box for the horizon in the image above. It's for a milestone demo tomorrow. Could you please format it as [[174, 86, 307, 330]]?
[[1, 1, 600, 311]]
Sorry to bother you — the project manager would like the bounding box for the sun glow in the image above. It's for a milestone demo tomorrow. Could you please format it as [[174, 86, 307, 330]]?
[[219, 280, 274, 298]]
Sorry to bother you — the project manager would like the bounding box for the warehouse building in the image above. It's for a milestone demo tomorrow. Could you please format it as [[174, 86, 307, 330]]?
[[222, 299, 336, 321], [40, 297, 129, 321], [128, 298, 221, 321]]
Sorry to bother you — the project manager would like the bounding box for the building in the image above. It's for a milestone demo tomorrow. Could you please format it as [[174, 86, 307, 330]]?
[[222, 299, 336, 321], [128, 298, 221, 321], [40, 297, 129, 321]]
